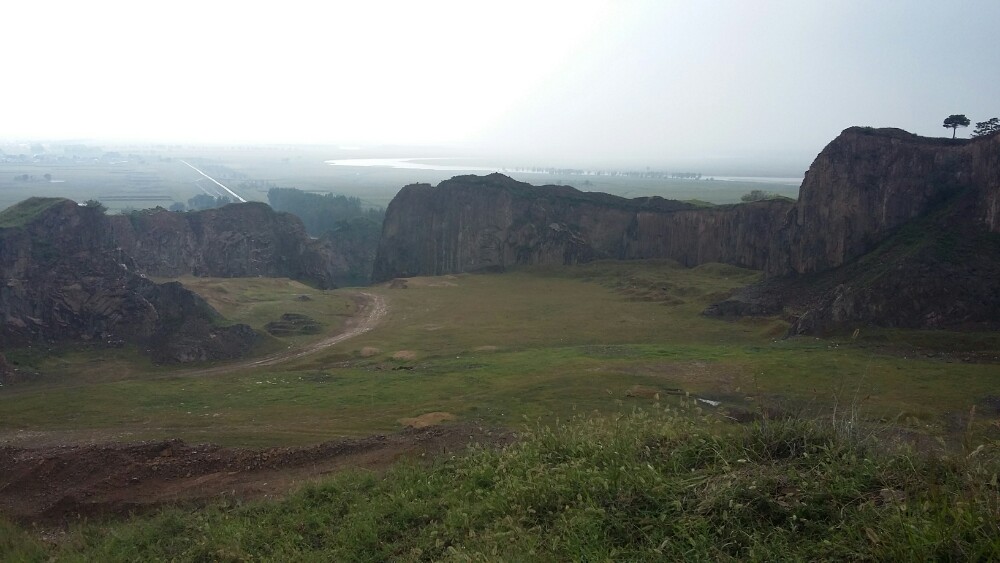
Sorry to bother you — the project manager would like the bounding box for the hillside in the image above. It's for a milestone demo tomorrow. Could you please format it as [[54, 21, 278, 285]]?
[[0, 199, 258, 363], [109, 202, 344, 288]]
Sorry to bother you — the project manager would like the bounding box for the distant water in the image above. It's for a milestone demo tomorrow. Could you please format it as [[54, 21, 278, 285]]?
[[325, 158, 501, 173], [326, 158, 803, 185], [711, 176, 803, 185]]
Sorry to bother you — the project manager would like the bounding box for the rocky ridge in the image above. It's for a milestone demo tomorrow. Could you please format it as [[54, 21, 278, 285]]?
[[373, 128, 1000, 332], [108, 202, 342, 288], [372, 174, 791, 281], [0, 199, 257, 363]]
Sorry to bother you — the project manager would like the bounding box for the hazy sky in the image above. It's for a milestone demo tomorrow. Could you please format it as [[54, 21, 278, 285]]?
[[5, 0, 999, 171]]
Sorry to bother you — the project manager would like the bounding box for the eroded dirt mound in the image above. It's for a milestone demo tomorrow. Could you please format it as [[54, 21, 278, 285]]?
[[399, 412, 457, 429], [265, 313, 323, 336], [0, 424, 511, 525]]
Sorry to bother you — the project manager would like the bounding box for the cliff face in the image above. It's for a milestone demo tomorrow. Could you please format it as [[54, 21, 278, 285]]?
[[372, 174, 791, 282], [372, 129, 999, 333], [0, 199, 257, 363], [767, 127, 1000, 276], [108, 203, 344, 288]]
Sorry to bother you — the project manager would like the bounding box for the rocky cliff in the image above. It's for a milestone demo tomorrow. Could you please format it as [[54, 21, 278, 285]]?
[[767, 127, 1000, 276], [108, 203, 343, 288], [372, 173, 791, 282], [372, 128, 1000, 333], [0, 199, 257, 363]]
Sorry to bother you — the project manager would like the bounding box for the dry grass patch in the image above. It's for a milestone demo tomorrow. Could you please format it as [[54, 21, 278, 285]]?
[[474, 345, 500, 352], [391, 350, 418, 361], [399, 412, 456, 428], [358, 347, 381, 358]]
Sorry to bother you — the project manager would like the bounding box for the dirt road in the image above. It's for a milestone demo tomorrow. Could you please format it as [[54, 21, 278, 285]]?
[[0, 291, 515, 525], [180, 291, 388, 377]]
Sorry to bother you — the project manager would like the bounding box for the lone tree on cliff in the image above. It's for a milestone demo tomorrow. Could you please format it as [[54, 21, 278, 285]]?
[[943, 114, 971, 138], [972, 117, 1000, 138]]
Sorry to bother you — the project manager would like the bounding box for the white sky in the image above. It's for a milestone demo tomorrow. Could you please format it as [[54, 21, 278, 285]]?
[[4, 0, 999, 171]]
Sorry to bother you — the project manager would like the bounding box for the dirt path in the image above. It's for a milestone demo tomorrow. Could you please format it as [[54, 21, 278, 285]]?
[[0, 424, 512, 525], [179, 291, 388, 377], [0, 291, 456, 526]]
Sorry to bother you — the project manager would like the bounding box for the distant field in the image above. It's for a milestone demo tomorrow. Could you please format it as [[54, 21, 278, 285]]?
[[0, 144, 800, 213], [1, 261, 996, 448]]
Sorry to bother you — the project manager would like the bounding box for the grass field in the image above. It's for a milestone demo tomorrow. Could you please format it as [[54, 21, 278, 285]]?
[[2, 261, 997, 448], [3, 261, 1000, 559]]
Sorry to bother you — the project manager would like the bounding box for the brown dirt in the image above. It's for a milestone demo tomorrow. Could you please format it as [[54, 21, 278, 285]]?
[[179, 291, 388, 377], [0, 423, 512, 526], [399, 412, 457, 429]]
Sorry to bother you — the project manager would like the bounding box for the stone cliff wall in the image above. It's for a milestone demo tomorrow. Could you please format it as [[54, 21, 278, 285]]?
[[0, 199, 257, 362], [373, 174, 791, 281], [108, 203, 344, 288], [767, 127, 1000, 276], [373, 129, 1000, 288]]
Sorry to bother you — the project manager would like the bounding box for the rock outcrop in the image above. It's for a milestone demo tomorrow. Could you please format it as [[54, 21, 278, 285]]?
[[0, 199, 258, 363], [767, 127, 1000, 277], [372, 173, 791, 281], [108, 203, 343, 288], [712, 128, 1000, 332], [372, 128, 1000, 333]]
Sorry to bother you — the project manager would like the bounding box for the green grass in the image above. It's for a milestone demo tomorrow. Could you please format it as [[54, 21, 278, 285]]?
[[18, 407, 1000, 561], [2, 262, 997, 447], [3, 261, 1000, 558], [0, 197, 67, 227]]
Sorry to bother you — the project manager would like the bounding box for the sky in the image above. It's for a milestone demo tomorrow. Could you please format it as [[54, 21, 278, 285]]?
[[4, 0, 999, 173]]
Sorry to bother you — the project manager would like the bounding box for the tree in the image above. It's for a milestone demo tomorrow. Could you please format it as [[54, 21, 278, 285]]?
[[83, 199, 107, 213], [942, 114, 971, 138], [169, 202, 186, 212], [741, 190, 781, 202], [972, 117, 1000, 138]]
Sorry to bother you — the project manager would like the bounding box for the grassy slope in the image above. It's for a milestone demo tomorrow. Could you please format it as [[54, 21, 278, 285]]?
[[10, 408, 1000, 561], [3, 262, 1000, 559], [0, 197, 66, 227]]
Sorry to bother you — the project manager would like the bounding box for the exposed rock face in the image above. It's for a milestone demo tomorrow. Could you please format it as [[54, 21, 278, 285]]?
[[710, 128, 1000, 332], [372, 173, 791, 281], [373, 128, 1000, 333], [0, 199, 257, 363], [767, 127, 1000, 276], [108, 203, 343, 288]]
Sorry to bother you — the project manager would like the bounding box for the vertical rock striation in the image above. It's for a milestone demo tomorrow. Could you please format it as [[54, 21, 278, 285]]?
[[0, 199, 258, 362], [108, 202, 344, 288], [372, 173, 791, 282], [767, 127, 1000, 276]]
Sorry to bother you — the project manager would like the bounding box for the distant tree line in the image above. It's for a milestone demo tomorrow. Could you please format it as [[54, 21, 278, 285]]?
[[266, 188, 384, 238], [740, 190, 787, 203], [169, 195, 232, 212], [267, 188, 386, 285]]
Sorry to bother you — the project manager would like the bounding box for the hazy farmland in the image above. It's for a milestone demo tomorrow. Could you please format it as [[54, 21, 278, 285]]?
[[0, 142, 801, 213]]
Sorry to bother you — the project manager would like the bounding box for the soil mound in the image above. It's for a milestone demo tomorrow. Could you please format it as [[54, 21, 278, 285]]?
[[265, 313, 323, 336], [399, 412, 457, 429], [0, 424, 510, 525]]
